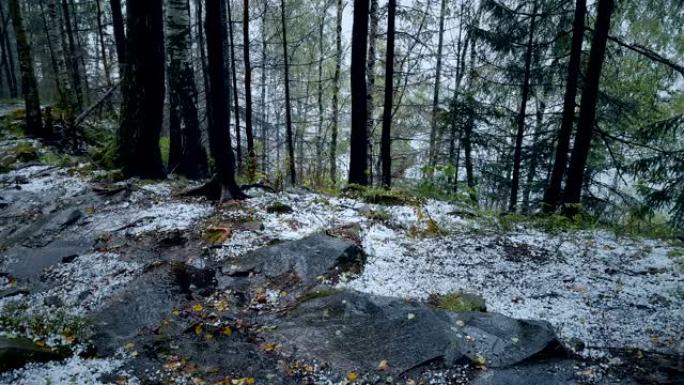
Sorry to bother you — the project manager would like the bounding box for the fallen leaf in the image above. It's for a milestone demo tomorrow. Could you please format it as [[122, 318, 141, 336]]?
[[222, 326, 233, 336], [194, 323, 204, 336], [377, 360, 390, 371], [346, 371, 358, 382], [192, 303, 204, 313]]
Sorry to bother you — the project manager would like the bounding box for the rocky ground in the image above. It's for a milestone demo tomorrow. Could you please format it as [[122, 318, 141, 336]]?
[[0, 126, 682, 384]]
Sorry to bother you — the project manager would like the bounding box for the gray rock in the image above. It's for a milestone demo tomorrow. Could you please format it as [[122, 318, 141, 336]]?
[[220, 233, 364, 289], [469, 359, 638, 385], [89, 264, 187, 355], [0, 336, 67, 372], [270, 290, 563, 375], [447, 312, 562, 368]]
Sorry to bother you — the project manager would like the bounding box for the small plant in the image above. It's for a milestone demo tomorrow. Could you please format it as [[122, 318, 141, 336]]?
[[0, 302, 92, 350], [266, 201, 293, 214], [428, 292, 486, 312]]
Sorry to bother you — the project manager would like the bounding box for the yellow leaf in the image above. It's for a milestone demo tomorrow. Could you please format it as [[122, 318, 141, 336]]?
[[377, 360, 389, 371], [34, 340, 46, 348], [260, 342, 277, 352], [346, 371, 358, 382], [192, 303, 204, 313], [194, 323, 204, 336], [222, 326, 233, 336], [172, 309, 181, 316]]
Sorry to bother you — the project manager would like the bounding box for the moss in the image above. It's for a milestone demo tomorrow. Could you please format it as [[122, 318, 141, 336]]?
[[12, 143, 39, 162], [363, 208, 390, 221], [429, 292, 486, 313], [297, 289, 341, 303], [0, 302, 92, 350], [266, 202, 293, 214], [159, 136, 170, 166]]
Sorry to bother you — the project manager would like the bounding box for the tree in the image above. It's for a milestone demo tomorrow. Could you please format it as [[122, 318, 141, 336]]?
[[0, 1, 19, 98], [380, 0, 396, 188], [110, 0, 126, 66], [201, 0, 246, 200], [226, 0, 242, 172], [60, 0, 83, 110], [8, 0, 43, 137], [509, 1, 538, 212], [117, 0, 166, 179], [562, 0, 615, 213], [542, 0, 587, 213], [166, 0, 208, 179], [428, 0, 448, 169], [243, 0, 256, 180], [348, 0, 370, 186], [280, 0, 296, 184], [329, 0, 343, 184]]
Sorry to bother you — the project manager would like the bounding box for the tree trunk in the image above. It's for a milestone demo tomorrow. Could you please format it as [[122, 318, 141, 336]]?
[[366, 0, 378, 184], [8, 0, 43, 137], [522, 98, 545, 213], [315, 2, 326, 185], [428, 0, 447, 169], [117, 0, 165, 179], [95, 0, 112, 87], [562, 0, 614, 214], [280, 0, 296, 185], [329, 0, 342, 185], [242, 0, 256, 180], [508, 1, 538, 213], [195, 0, 210, 107], [348, 0, 370, 186], [166, 0, 209, 179], [542, 0, 586, 212], [0, 2, 18, 98], [110, 0, 126, 68], [380, 0, 396, 188], [60, 0, 83, 110], [260, 2, 268, 174], [202, 0, 245, 200], [40, 0, 68, 107], [226, 0, 242, 173]]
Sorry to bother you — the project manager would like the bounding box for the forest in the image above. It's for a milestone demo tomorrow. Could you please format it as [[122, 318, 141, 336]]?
[[0, 0, 682, 384]]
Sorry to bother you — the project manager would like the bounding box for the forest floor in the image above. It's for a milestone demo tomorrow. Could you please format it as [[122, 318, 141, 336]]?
[[0, 112, 682, 384]]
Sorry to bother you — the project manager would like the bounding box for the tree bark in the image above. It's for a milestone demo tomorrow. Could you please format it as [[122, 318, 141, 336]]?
[[329, 0, 342, 184], [226, 0, 242, 173], [110, 0, 126, 68], [0, 2, 18, 98], [8, 0, 43, 137], [166, 0, 209, 179], [509, 0, 538, 213], [542, 0, 586, 212], [280, 0, 296, 185], [348, 0, 370, 186], [366, 0, 378, 184], [243, 0, 256, 180], [380, 0, 396, 188], [203, 0, 245, 200], [562, 0, 614, 214], [315, 1, 326, 185], [117, 0, 165, 179], [260, 2, 268, 174]]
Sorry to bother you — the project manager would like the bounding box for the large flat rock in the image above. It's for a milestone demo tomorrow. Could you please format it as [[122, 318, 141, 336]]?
[[269, 290, 563, 376]]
